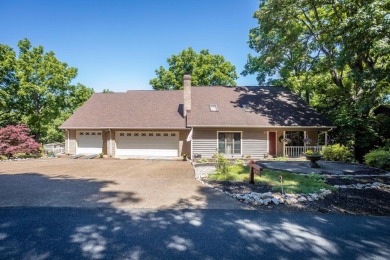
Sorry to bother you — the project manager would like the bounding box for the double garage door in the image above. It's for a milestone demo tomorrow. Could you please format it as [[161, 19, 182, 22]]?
[[116, 131, 179, 157]]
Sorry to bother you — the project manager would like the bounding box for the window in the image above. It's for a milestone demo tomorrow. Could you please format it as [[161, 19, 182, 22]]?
[[149, 133, 154, 136], [218, 132, 241, 154], [120, 133, 124, 136], [209, 104, 219, 112], [285, 131, 304, 146]]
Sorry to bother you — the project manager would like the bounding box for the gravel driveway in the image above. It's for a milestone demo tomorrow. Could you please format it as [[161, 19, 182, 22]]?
[[0, 158, 247, 210]]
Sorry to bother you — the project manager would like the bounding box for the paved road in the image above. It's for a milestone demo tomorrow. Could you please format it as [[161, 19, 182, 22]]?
[[0, 208, 389, 259]]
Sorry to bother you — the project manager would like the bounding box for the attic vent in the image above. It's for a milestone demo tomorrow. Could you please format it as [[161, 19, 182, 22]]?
[[209, 104, 219, 112], [243, 104, 253, 112]]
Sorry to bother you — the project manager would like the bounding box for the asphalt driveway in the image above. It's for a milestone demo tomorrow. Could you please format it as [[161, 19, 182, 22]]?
[[0, 158, 246, 210]]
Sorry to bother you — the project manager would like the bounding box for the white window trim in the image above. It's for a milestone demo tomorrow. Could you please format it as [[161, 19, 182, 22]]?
[[216, 131, 243, 156]]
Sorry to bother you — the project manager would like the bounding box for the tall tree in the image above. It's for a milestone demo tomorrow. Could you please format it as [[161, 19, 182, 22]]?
[[244, 0, 390, 161], [0, 39, 93, 143], [0, 44, 19, 125], [150, 48, 238, 90]]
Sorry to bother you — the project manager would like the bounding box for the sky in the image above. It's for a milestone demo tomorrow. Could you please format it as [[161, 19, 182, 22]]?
[[0, 0, 260, 92]]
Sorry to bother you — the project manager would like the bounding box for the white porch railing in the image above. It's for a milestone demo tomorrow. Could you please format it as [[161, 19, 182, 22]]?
[[285, 146, 323, 158]]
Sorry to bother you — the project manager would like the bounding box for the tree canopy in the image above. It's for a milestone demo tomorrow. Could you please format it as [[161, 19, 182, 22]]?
[[0, 39, 93, 143], [244, 0, 390, 160], [150, 48, 238, 90]]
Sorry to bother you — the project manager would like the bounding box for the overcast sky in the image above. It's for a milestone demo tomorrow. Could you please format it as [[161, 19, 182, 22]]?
[[1, 0, 260, 92]]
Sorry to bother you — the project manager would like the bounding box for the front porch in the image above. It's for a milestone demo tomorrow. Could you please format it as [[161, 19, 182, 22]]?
[[268, 130, 330, 158]]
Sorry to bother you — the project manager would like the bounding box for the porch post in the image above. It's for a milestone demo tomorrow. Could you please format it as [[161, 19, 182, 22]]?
[[325, 131, 328, 146], [304, 131, 307, 150], [283, 131, 286, 157]]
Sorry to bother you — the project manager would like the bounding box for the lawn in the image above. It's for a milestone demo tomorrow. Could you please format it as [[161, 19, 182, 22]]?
[[208, 165, 335, 194]]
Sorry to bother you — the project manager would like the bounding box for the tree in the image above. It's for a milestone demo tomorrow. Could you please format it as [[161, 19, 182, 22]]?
[[244, 0, 390, 161], [0, 124, 41, 158], [102, 89, 114, 93], [150, 48, 238, 90], [0, 44, 19, 126], [0, 39, 94, 143]]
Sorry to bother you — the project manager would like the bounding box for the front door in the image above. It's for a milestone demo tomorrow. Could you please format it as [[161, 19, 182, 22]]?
[[268, 132, 276, 156]]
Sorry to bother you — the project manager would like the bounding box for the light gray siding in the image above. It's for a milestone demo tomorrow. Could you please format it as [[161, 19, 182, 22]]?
[[242, 129, 267, 158], [192, 129, 218, 158], [192, 128, 267, 159]]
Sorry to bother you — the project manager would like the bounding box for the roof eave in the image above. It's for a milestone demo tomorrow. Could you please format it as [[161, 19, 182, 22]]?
[[186, 125, 336, 129]]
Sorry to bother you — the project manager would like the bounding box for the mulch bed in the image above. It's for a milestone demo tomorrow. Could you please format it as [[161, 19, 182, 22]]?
[[202, 176, 390, 216]]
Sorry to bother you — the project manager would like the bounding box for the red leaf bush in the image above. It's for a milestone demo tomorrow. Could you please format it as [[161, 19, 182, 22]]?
[[0, 124, 41, 158]]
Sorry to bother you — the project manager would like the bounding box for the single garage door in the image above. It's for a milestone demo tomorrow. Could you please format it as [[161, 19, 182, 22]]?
[[77, 131, 102, 154], [116, 131, 179, 157]]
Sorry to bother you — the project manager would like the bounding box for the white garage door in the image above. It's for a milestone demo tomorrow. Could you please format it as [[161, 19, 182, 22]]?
[[77, 131, 102, 154], [116, 131, 179, 157]]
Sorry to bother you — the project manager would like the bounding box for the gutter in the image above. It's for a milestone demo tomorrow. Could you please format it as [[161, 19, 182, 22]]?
[[185, 125, 336, 129]]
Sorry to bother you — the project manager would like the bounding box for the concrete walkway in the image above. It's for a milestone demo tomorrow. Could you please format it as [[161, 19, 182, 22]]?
[[259, 160, 390, 176]]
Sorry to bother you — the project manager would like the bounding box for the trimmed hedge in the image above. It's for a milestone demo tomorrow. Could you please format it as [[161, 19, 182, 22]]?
[[364, 148, 390, 170]]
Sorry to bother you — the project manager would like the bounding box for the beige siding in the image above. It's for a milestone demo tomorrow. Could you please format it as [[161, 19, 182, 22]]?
[[65, 130, 77, 155], [179, 130, 191, 156]]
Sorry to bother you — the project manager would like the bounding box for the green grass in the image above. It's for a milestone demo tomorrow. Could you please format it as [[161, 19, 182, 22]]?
[[208, 165, 335, 194]]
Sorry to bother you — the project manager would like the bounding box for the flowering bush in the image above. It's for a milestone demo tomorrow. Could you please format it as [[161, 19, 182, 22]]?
[[305, 149, 321, 156], [0, 125, 41, 158]]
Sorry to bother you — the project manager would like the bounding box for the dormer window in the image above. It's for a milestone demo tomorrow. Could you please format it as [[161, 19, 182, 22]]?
[[209, 104, 219, 112]]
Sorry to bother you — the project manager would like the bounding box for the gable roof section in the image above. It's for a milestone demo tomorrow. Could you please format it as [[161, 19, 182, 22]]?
[[186, 86, 332, 127], [60, 91, 186, 129]]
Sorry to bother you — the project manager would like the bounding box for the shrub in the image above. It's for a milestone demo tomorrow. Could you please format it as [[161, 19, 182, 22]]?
[[234, 159, 246, 166], [198, 158, 208, 163], [0, 125, 41, 158], [322, 144, 353, 162], [274, 156, 288, 161], [307, 173, 326, 183], [0, 155, 7, 160], [364, 148, 390, 170], [215, 154, 229, 175], [14, 152, 27, 159]]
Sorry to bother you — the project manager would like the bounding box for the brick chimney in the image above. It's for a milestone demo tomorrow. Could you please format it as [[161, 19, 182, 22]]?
[[183, 72, 191, 116]]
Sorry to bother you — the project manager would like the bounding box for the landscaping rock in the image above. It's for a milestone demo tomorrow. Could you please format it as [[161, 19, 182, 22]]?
[[271, 198, 280, 205], [297, 197, 307, 202], [263, 198, 272, 205]]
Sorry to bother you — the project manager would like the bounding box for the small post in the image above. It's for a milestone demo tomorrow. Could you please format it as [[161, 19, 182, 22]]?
[[279, 175, 284, 194]]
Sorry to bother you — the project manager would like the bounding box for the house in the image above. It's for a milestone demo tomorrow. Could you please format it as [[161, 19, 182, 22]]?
[[60, 74, 334, 159]]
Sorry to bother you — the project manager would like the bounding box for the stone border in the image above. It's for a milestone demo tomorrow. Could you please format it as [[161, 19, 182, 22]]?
[[194, 165, 333, 207]]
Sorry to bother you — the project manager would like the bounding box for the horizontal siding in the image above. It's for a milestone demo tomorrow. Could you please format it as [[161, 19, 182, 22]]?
[[242, 130, 267, 158], [192, 129, 217, 158], [192, 128, 268, 159]]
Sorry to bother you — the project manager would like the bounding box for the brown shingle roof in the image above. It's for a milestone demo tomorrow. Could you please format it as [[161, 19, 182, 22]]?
[[60, 91, 186, 129], [187, 86, 332, 127], [60, 86, 333, 129]]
